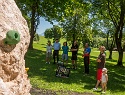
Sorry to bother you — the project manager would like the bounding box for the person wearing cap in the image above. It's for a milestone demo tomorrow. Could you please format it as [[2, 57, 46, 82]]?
[[53, 39, 61, 64], [93, 46, 106, 91], [83, 43, 91, 75], [101, 68, 108, 94]]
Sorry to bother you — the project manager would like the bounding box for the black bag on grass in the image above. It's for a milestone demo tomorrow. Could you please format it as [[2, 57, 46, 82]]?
[[55, 65, 70, 78]]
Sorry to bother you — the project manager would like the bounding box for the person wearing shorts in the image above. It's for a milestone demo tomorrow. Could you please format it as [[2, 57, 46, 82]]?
[[46, 41, 52, 64], [62, 42, 69, 64], [93, 46, 106, 91], [70, 41, 78, 69]]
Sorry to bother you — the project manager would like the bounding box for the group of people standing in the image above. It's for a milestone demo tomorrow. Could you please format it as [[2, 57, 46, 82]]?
[[45, 39, 79, 67], [45, 39, 108, 94], [46, 39, 79, 70]]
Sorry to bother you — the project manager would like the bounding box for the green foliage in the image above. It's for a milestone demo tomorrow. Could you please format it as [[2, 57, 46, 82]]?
[[90, 0, 125, 65], [44, 25, 62, 40], [60, 1, 92, 45], [34, 33, 40, 41], [44, 29, 52, 39]]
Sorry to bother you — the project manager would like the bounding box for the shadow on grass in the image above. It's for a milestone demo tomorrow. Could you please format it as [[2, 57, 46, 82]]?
[[25, 49, 125, 94]]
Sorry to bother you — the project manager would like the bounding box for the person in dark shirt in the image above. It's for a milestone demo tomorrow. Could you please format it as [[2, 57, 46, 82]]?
[[93, 46, 106, 91], [70, 41, 78, 69]]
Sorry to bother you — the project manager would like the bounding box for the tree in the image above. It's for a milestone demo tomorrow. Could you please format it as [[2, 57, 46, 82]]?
[[44, 29, 53, 39], [16, 0, 94, 49], [99, 19, 115, 59], [16, 0, 85, 49], [44, 25, 62, 40], [91, 0, 125, 66], [15, 0, 41, 49], [60, 1, 92, 46]]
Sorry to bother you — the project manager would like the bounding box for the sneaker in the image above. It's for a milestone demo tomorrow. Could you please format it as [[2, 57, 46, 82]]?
[[93, 88, 98, 91], [46, 62, 48, 64], [48, 62, 50, 64], [101, 91, 106, 94]]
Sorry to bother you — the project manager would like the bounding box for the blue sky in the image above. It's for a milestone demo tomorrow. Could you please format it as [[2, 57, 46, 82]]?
[[36, 17, 58, 35]]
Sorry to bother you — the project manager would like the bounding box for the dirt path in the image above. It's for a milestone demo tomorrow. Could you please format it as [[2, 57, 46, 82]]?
[[30, 87, 95, 95]]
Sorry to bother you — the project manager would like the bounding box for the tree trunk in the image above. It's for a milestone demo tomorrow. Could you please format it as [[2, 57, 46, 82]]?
[[29, 6, 36, 49], [107, 0, 125, 66], [73, 33, 75, 42], [108, 36, 115, 59], [114, 1, 125, 66], [106, 31, 109, 49], [108, 50, 112, 59], [117, 51, 123, 66]]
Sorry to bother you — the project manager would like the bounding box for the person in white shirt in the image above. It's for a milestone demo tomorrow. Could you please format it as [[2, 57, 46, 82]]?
[[46, 41, 52, 64], [101, 68, 108, 94]]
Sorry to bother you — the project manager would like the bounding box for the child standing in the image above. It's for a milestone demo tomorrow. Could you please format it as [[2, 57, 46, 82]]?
[[101, 68, 108, 94], [62, 42, 69, 64], [46, 41, 52, 64]]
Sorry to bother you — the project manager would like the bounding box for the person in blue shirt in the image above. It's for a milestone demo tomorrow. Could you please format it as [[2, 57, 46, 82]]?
[[53, 39, 61, 64], [83, 43, 91, 75], [62, 42, 69, 64]]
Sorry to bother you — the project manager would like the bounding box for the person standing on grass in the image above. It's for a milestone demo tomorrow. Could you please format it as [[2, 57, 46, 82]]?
[[83, 43, 91, 75], [101, 68, 108, 94], [62, 42, 69, 65], [70, 41, 79, 69], [93, 46, 106, 91], [53, 38, 61, 64], [46, 41, 52, 64]]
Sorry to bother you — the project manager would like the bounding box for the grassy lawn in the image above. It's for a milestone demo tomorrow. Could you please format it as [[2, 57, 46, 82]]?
[[25, 36, 125, 95]]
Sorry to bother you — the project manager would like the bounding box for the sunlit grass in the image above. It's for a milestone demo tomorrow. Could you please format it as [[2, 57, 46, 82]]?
[[25, 36, 125, 95]]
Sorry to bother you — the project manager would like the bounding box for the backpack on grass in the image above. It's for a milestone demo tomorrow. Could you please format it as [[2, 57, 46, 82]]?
[[55, 61, 70, 78]]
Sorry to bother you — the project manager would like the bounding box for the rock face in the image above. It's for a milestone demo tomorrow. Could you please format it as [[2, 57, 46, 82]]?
[[0, 0, 31, 95]]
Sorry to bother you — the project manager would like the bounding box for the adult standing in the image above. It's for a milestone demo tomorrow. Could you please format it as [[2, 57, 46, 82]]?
[[93, 46, 106, 91], [71, 41, 79, 69], [53, 38, 61, 64], [83, 43, 91, 75]]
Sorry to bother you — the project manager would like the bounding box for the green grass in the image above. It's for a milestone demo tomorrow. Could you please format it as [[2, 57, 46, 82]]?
[[25, 36, 125, 95]]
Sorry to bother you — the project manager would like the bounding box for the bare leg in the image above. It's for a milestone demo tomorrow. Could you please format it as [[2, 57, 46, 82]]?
[[101, 83, 104, 92], [95, 80, 101, 88], [104, 83, 107, 92]]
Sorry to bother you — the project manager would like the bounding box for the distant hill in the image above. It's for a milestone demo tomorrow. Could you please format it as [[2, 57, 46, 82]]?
[[38, 32, 45, 36], [38, 33, 44, 36]]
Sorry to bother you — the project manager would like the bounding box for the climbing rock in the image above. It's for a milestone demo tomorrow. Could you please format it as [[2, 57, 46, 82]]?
[[0, 0, 31, 95]]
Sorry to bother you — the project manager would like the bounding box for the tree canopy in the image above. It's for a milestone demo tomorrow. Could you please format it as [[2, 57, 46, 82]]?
[[15, 0, 125, 65]]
